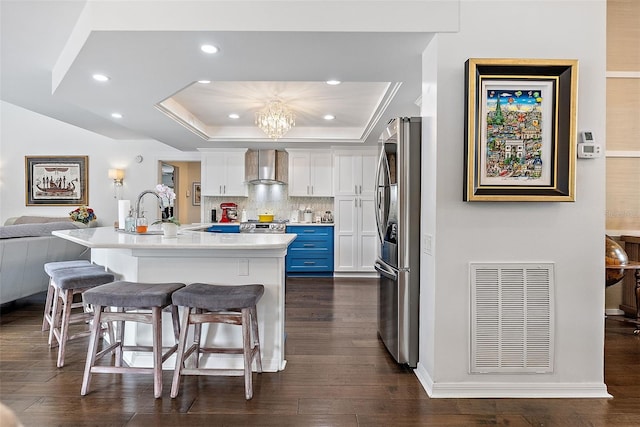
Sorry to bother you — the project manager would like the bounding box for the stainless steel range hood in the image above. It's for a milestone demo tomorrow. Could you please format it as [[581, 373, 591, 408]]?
[[245, 149, 288, 185]]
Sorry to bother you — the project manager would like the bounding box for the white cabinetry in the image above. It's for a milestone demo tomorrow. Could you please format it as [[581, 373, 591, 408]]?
[[200, 149, 248, 197], [333, 149, 378, 273], [287, 149, 333, 197]]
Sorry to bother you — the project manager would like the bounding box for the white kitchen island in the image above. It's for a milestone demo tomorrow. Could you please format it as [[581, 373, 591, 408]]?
[[52, 226, 296, 372]]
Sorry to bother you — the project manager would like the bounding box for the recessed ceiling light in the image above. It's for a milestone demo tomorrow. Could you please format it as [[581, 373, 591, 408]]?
[[198, 80, 211, 84], [111, 113, 123, 119], [323, 114, 336, 120], [228, 113, 240, 119], [326, 80, 341, 85], [92, 74, 110, 82], [200, 44, 219, 54]]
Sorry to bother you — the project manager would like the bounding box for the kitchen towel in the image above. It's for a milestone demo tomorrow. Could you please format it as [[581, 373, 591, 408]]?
[[118, 200, 130, 230]]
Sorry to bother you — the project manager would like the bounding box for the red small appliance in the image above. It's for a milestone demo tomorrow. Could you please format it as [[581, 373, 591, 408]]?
[[219, 203, 238, 223]]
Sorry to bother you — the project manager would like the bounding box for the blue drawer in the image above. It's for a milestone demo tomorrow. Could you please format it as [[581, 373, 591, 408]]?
[[206, 225, 240, 233], [286, 225, 333, 275]]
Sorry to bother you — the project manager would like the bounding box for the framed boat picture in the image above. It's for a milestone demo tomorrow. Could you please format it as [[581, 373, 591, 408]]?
[[25, 156, 89, 206], [463, 58, 578, 202]]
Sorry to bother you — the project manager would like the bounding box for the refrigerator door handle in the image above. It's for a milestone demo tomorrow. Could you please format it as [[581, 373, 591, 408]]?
[[374, 149, 387, 243], [375, 261, 397, 280]]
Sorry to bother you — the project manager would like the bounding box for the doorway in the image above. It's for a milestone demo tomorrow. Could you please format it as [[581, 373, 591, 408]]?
[[158, 160, 202, 225], [161, 162, 177, 218]]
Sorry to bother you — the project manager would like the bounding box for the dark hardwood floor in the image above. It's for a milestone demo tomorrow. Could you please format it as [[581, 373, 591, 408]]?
[[1, 277, 640, 426]]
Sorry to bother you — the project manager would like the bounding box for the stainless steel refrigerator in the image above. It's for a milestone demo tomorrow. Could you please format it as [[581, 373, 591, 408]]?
[[375, 117, 421, 368]]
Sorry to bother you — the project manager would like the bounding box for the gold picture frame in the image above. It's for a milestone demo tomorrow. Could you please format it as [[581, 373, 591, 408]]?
[[192, 182, 201, 206], [464, 58, 578, 202]]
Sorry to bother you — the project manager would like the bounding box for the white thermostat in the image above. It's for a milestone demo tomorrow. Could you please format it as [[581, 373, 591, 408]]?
[[581, 131, 595, 143], [577, 131, 602, 158]]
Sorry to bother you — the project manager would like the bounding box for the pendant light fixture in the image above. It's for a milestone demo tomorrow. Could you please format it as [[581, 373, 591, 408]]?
[[255, 100, 295, 140]]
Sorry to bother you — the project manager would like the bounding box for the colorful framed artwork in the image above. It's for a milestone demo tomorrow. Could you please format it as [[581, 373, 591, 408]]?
[[25, 156, 88, 206], [464, 58, 578, 202], [192, 182, 201, 206]]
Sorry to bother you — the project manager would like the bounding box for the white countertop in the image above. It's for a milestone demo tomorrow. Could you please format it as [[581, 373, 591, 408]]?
[[52, 226, 297, 250]]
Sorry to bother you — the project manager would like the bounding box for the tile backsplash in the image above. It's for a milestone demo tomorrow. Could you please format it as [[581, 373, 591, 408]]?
[[202, 185, 333, 222]]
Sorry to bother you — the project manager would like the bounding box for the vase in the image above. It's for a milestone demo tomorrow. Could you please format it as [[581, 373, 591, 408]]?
[[162, 222, 178, 238], [162, 207, 174, 221]]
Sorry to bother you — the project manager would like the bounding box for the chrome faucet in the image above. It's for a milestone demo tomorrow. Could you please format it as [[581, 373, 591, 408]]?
[[135, 190, 162, 220]]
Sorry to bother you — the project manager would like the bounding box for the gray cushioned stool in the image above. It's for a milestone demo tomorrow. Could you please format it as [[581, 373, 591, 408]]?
[[81, 281, 185, 398], [48, 264, 115, 368], [170, 283, 264, 400], [42, 260, 91, 332]]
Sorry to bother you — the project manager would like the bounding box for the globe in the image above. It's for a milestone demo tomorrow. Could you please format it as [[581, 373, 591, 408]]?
[[606, 235, 629, 287]]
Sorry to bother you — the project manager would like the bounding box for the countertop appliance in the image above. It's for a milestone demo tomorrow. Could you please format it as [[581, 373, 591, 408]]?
[[375, 117, 421, 368], [219, 203, 238, 223], [239, 220, 287, 234]]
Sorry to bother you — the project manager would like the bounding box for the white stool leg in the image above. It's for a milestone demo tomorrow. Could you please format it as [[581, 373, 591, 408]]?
[[81, 305, 103, 396], [56, 289, 75, 367], [171, 306, 191, 398], [48, 286, 61, 348], [42, 281, 55, 332], [251, 305, 262, 374], [152, 307, 163, 398], [242, 307, 253, 400]]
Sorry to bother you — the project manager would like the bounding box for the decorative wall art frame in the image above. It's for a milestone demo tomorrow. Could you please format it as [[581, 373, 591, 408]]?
[[25, 156, 88, 206], [464, 58, 578, 202], [192, 182, 201, 206]]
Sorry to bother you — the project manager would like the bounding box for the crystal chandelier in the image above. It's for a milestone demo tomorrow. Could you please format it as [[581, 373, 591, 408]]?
[[255, 100, 295, 139]]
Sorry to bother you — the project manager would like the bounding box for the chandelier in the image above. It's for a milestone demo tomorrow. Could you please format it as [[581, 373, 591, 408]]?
[[255, 100, 295, 139]]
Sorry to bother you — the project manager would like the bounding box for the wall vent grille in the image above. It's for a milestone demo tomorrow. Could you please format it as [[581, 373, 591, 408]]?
[[470, 262, 554, 374]]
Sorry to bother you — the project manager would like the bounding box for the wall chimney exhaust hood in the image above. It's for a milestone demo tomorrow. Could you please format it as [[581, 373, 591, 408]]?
[[245, 149, 288, 185]]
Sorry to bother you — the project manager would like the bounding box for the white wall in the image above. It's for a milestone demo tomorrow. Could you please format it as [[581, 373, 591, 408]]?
[[417, 1, 607, 397], [0, 101, 182, 225]]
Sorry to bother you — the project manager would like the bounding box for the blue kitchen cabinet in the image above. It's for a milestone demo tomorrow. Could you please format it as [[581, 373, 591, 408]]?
[[286, 225, 334, 276], [205, 224, 240, 233]]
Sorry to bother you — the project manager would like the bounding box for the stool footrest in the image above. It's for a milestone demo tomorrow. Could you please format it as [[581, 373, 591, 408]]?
[[95, 342, 121, 360], [190, 312, 242, 325], [100, 311, 157, 324], [198, 347, 245, 355], [90, 366, 156, 375], [180, 368, 246, 377]]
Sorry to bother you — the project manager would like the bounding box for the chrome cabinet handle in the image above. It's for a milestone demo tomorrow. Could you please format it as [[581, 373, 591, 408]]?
[[304, 261, 316, 265], [359, 185, 362, 194], [303, 243, 315, 247]]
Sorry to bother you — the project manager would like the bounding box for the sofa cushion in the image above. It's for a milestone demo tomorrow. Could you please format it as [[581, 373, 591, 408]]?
[[0, 222, 82, 239], [11, 216, 72, 225]]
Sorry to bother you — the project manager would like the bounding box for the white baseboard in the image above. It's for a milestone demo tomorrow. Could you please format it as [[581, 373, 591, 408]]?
[[414, 362, 611, 398], [605, 308, 625, 316], [332, 271, 378, 279]]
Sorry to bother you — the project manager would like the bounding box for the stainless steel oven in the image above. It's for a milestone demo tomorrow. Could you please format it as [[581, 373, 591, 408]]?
[[239, 221, 287, 234]]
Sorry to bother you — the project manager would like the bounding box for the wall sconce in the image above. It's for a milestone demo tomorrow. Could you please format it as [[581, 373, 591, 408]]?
[[109, 168, 125, 186], [108, 168, 125, 199]]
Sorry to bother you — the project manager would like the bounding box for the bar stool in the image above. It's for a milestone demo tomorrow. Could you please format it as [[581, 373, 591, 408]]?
[[81, 281, 185, 398], [170, 283, 264, 400], [48, 265, 115, 368], [42, 260, 91, 333]]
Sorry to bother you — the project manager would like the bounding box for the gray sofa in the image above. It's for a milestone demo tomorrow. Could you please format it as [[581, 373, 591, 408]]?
[[0, 216, 92, 305]]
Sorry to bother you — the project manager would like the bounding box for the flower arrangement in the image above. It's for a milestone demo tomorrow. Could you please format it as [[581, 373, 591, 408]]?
[[69, 206, 97, 224], [155, 184, 176, 208]]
